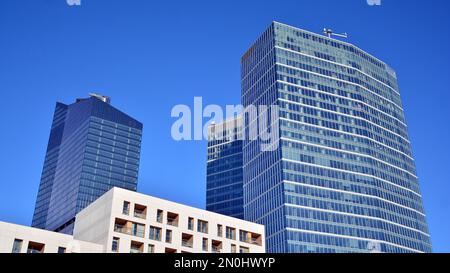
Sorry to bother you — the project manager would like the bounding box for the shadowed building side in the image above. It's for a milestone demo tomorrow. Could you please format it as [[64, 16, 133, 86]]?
[[32, 94, 143, 234]]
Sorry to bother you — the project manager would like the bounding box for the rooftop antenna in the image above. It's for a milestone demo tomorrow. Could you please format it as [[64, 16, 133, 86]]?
[[323, 28, 348, 39], [89, 92, 111, 104]]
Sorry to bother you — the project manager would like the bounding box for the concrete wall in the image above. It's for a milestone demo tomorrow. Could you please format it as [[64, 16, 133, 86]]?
[[73, 189, 114, 249], [75, 187, 266, 253], [0, 221, 103, 253]]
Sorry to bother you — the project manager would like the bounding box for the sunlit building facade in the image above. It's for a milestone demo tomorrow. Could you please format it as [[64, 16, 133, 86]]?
[[74, 187, 265, 253], [240, 22, 431, 253]]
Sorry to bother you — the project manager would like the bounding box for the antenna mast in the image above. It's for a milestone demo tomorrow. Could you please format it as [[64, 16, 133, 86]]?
[[323, 28, 348, 39]]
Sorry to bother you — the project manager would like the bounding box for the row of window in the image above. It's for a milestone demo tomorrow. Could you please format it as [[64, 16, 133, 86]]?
[[119, 201, 262, 246], [282, 162, 427, 228], [11, 239, 67, 254], [274, 23, 388, 77], [279, 120, 415, 175], [111, 235, 251, 254], [275, 48, 400, 105]]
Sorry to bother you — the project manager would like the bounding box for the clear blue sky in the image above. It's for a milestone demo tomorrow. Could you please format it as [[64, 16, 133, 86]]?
[[0, 0, 449, 252]]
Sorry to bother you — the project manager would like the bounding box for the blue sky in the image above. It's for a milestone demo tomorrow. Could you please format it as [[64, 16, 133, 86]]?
[[0, 0, 449, 252]]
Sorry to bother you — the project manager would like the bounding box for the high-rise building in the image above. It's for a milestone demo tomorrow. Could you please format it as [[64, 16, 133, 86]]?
[[240, 22, 431, 253], [32, 94, 143, 234], [206, 116, 244, 219]]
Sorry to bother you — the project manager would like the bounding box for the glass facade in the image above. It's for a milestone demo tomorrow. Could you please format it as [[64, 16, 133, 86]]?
[[241, 22, 431, 253], [206, 117, 244, 219], [32, 95, 143, 234]]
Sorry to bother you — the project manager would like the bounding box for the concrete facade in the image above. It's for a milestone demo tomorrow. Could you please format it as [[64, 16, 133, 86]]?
[[1, 187, 265, 253], [0, 221, 103, 253], [74, 187, 265, 253]]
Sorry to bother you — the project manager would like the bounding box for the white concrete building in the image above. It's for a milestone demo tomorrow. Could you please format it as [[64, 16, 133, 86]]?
[[74, 187, 265, 253], [0, 187, 265, 253], [0, 221, 103, 253]]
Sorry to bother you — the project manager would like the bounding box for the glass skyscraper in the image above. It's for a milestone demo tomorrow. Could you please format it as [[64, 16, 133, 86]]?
[[32, 94, 143, 234], [240, 22, 431, 253], [206, 116, 244, 219]]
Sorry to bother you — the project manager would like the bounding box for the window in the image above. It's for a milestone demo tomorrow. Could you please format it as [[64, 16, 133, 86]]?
[[239, 246, 250, 253], [114, 218, 144, 238], [188, 217, 194, 230], [217, 224, 223, 237], [202, 238, 208, 251], [112, 237, 120, 252], [231, 244, 237, 253], [130, 241, 143, 253], [134, 204, 147, 219], [11, 239, 22, 253], [182, 233, 193, 248], [148, 244, 155, 253], [131, 222, 145, 238], [211, 240, 222, 253], [226, 227, 236, 240], [167, 212, 179, 227], [165, 247, 177, 253], [239, 230, 249, 243], [122, 201, 130, 215], [157, 209, 163, 223], [165, 230, 172, 243], [27, 241, 45, 253], [197, 220, 208, 234], [149, 226, 162, 241], [249, 232, 262, 246], [57, 247, 66, 254]]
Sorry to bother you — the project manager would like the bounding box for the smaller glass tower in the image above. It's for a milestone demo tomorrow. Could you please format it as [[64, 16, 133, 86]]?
[[206, 116, 244, 219]]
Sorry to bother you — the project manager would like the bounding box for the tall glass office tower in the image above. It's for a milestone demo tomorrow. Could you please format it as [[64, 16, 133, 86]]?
[[241, 22, 431, 253], [32, 94, 143, 234], [206, 116, 244, 219]]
